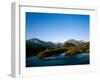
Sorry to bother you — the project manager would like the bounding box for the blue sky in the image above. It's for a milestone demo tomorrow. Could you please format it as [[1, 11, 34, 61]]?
[[26, 12, 90, 42]]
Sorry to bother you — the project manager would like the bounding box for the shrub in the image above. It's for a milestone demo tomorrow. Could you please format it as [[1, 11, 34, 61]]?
[[64, 47, 77, 56], [37, 48, 67, 59]]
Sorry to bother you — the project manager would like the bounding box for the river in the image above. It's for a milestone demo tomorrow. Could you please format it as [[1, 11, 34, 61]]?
[[26, 53, 89, 67]]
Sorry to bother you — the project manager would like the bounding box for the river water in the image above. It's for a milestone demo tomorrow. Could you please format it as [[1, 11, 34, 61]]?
[[26, 53, 89, 67]]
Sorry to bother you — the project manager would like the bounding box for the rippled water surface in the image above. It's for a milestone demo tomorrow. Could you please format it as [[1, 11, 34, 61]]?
[[26, 53, 89, 67]]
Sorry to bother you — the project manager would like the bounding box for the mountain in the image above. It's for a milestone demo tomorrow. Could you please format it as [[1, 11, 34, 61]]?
[[26, 38, 57, 57], [27, 38, 46, 45], [26, 38, 89, 58], [26, 38, 56, 48], [66, 39, 80, 45]]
